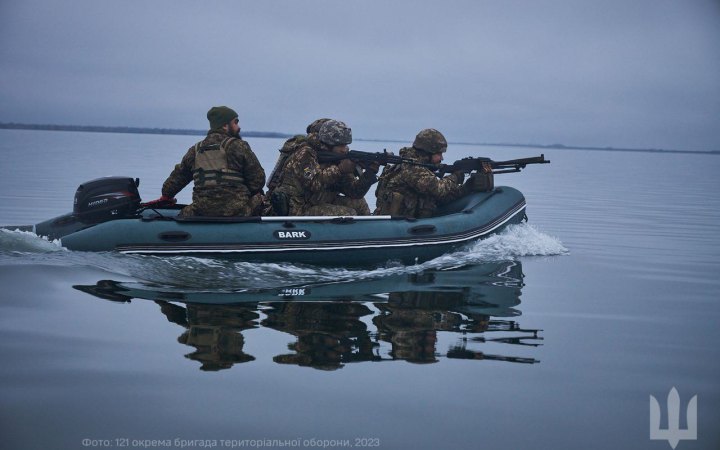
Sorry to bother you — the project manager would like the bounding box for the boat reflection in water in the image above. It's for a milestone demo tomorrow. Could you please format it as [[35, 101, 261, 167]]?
[[74, 260, 542, 371]]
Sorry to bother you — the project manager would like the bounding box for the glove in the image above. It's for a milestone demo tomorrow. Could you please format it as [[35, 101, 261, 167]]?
[[338, 158, 356, 174], [357, 161, 380, 174], [141, 195, 177, 207], [366, 162, 380, 174], [451, 170, 465, 184]]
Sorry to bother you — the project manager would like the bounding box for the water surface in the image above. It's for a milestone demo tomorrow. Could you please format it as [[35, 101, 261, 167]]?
[[1, 130, 718, 449]]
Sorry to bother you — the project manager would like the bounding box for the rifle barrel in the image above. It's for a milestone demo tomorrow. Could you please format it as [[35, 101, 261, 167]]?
[[491, 154, 549, 166]]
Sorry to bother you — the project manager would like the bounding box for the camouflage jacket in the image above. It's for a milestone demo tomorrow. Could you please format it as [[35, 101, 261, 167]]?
[[161, 131, 266, 215], [374, 147, 463, 218], [274, 144, 377, 215]]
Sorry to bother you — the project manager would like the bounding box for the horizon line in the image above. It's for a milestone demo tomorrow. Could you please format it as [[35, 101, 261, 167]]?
[[0, 121, 717, 155]]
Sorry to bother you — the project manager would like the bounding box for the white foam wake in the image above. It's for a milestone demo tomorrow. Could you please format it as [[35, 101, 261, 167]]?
[[0, 223, 566, 289], [467, 223, 568, 259], [0, 229, 64, 253]]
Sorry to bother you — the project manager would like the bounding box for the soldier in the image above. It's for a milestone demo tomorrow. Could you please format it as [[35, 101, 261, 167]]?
[[267, 118, 331, 194], [272, 119, 378, 216], [374, 128, 465, 218], [264, 118, 331, 215], [145, 106, 266, 217]]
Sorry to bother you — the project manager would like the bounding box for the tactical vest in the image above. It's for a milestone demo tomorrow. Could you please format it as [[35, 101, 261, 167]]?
[[375, 164, 404, 215], [192, 137, 245, 188], [266, 135, 307, 191], [375, 151, 437, 218]]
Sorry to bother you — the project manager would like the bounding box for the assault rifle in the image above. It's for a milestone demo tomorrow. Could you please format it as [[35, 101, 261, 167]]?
[[316, 149, 433, 169], [317, 149, 550, 175], [435, 154, 550, 175]]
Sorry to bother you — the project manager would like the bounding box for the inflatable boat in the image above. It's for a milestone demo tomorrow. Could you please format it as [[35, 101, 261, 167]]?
[[23, 176, 528, 266]]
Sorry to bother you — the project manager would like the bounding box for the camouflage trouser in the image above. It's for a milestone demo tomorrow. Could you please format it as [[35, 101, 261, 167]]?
[[180, 193, 253, 217], [249, 193, 266, 216], [305, 203, 356, 216], [374, 191, 437, 218], [336, 196, 371, 215], [304, 195, 371, 216]]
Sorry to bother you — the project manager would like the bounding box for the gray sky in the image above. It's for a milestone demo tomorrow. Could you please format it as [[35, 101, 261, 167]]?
[[1, 0, 719, 151]]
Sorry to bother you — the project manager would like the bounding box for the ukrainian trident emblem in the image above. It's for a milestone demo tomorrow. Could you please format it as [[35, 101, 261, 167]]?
[[650, 387, 697, 449]]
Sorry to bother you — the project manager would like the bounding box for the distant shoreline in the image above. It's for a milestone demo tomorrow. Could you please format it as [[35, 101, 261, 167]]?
[[1, 122, 717, 155], [0, 122, 292, 140]]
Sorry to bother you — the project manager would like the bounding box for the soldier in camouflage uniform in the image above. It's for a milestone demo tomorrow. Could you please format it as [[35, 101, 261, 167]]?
[[263, 118, 330, 215], [374, 129, 465, 218], [272, 119, 378, 216], [148, 106, 266, 217]]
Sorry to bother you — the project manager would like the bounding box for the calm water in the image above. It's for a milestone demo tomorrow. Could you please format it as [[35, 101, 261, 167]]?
[[0, 129, 718, 450]]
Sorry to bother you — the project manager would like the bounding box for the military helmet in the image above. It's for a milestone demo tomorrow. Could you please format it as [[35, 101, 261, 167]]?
[[318, 120, 352, 146], [413, 128, 447, 153], [306, 118, 332, 134]]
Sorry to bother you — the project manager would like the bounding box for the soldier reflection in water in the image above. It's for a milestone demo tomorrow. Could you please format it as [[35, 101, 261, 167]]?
[[74, 260, 541, 370], [153, 296, 528, 370], [374, 290, 490, 364], [261, 302, 379, 371], [155, 301, 257, 371], [262, 291, 495, 369]]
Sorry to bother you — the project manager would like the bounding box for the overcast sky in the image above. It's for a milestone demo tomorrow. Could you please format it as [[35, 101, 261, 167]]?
[[1, 0, 719, 151]]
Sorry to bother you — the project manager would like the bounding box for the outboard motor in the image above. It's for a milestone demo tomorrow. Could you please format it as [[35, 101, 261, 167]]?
[[73, 177, 142, 224]]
